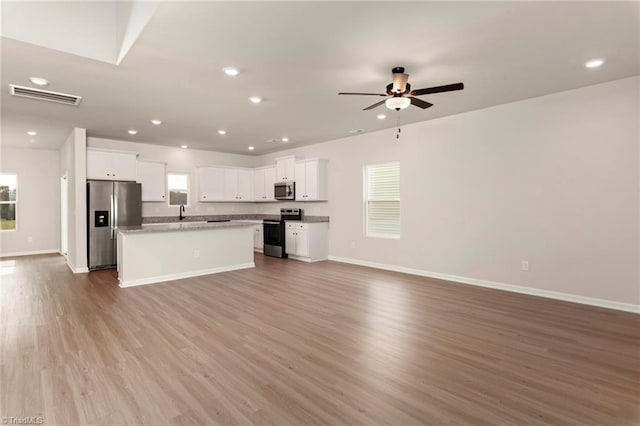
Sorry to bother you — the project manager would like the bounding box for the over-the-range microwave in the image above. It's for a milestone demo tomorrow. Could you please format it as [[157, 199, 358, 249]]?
[[274, 181, 295, 200]]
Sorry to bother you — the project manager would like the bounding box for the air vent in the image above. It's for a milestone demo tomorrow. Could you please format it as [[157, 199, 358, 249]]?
[[9, 84, 82, 106]]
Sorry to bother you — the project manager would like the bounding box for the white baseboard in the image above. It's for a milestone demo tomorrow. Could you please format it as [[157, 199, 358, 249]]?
[[327, 256, 640, 314], [287, 255, 312, 263], [0, 248, 60, 258], [66, 259, 89, 274], [119, 262, 255, 288]]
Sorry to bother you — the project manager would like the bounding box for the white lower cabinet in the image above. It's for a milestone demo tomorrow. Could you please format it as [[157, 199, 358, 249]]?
[[253, 224, 264, 251], [285, 222, 328, 262]]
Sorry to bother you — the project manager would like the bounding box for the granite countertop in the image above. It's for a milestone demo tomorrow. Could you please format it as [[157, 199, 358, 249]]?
[[118, 221, 255, 235], [142, 214, 330, 224], [283, 217, 330, 223]]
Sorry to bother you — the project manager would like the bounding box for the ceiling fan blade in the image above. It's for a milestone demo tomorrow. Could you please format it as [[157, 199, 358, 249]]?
[[363, 99, 387, 110], [411, 82, 464, 96], [338, 92, 388, 96], [392, 73, 409, 93], [410, 97, 433, 109]]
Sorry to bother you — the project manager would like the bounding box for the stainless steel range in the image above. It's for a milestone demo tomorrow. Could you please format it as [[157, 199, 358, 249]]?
[[263, 208, 303, 258]]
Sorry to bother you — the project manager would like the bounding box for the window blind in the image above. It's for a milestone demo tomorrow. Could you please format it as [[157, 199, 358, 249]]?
[[365, 162, 400, 237]]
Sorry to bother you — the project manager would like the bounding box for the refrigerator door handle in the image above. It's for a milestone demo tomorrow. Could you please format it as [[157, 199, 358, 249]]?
[[114, 193, 118, 230], [110, 193, 115, 239]]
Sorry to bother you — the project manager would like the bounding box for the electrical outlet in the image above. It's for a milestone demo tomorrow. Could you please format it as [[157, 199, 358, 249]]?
[[521, 261, 529, 271], [193, 250, 200, 258], [27, 236, 33, 243], [154, 207, 160, 214], [350, 241, 356, 249]]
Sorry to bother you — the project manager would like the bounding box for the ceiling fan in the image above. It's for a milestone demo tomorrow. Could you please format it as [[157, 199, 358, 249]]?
[[339, 66, 464, 111]]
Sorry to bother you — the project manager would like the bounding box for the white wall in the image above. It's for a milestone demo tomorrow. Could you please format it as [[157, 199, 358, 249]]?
[[256, 76, 639, 307], [59, 128, 87, 272], [87, 137, 260, 217], [0, 148, 60, 256]]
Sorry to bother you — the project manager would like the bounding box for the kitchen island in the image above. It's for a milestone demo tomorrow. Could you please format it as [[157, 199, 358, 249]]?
[[116, 221, 255, 288]]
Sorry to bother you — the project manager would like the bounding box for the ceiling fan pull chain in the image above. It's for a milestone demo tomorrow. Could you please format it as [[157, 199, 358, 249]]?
[[396, 113, 401, 140]]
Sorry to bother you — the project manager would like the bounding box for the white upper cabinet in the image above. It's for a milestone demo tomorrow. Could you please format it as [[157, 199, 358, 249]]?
[[237, 169, 253, 201], [275, 156, 296, 182], [87, 149, 137, 181], [198, 166, 253, 202], [295, 159, 328, 201], [223, 168, 253, 201], [223, 169, 238, 200], [197, 167, 226, 201], [253, 166, 276, 201], [136, 161, 166, 202], [264, 166, 276, 201]]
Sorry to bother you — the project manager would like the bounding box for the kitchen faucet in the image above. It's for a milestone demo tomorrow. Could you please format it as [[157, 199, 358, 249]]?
[[179, 204, 186, 220]]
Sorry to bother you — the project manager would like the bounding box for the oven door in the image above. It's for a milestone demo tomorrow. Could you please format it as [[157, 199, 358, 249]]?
[[274, 182, 295, 200], [263, 220, 287, 258]]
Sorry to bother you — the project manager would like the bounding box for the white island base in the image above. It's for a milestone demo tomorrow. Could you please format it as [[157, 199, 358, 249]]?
[[117, 222, 255, 288]]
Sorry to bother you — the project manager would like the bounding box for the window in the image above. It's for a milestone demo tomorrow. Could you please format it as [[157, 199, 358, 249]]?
[[365, 162, 400, 238], [167, 173, 189, 206], [0, 173, 17, 231]]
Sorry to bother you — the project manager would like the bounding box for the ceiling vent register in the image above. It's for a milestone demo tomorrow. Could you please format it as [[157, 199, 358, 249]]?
[[9, 84, 82, 106]]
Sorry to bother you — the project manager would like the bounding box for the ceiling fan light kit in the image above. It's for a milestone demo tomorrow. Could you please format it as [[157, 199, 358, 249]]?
[[338, 66, 464, 111], [385, 97, 411, 110]]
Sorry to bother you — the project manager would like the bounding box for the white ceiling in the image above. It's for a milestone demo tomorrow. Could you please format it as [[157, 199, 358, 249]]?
[[1, 1, 638, 154]]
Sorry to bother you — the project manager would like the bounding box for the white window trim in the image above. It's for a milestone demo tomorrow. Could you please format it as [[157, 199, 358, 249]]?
[[167, 172, 190, 207], [0, 172, 18, 232], [364, 161, 400, 239]]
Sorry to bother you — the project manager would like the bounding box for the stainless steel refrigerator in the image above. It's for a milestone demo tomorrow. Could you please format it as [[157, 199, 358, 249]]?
[[87, 180, 142, 270]]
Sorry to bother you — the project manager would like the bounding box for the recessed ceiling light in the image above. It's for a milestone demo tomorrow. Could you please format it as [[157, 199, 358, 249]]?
[[29, 77, 48, 86], [218, 130, 227, 135], [222, 66, 240, 76], [248, 146, 255, 151], [150, 119, 162, 125], [128, 130, 138, 135], [26, 130, 37, 136], [281, 137, 289, 142], [349, 129, 364, 134], [585, 58, 605, 68], [180, 145, 188, 149], [249, 96, 262, 104], [376, 114, 387, 120]]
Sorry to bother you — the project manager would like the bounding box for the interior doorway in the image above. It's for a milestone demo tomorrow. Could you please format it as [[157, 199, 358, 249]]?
[[60, 174, 68, 258]]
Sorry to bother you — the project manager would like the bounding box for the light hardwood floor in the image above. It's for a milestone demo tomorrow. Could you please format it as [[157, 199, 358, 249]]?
[[1, 254, 638, 425]]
